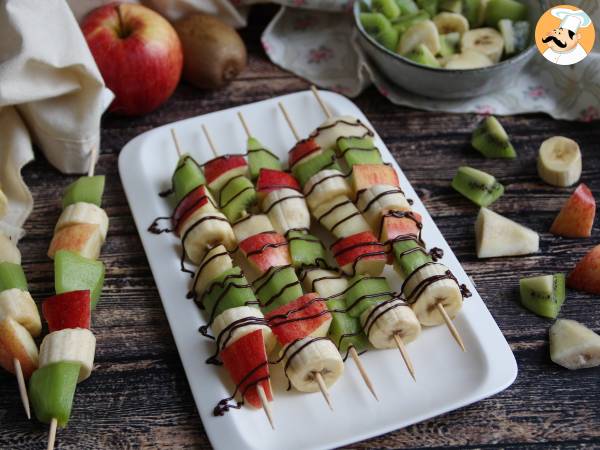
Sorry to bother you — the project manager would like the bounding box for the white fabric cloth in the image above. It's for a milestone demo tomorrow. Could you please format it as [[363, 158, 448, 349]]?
[[0, 0, 113, 240]]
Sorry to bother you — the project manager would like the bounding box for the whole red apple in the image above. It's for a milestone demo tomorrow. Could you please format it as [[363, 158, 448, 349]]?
[[82, 3, 183, 116]]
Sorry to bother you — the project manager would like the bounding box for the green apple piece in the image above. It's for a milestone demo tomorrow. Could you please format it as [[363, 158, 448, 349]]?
[[203, 267, 255, 318], [292, 148, 340, 187], [54, 250, 105, 309], [247, 137, 281, 180], [0, 262, 28, 292], [219, 176, 257, 222], [338, 136, 383, 167], [328, 298, 369, 355], [287, 230, 328, 270], [393, 240, 432, 279], [345, 274, 393, 318], [254, 265, 304, 314], [172, 154, 206, 204], [62, 176, 105, 209]]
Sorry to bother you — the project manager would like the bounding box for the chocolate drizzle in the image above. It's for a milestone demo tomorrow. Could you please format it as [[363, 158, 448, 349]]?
[[179, 214, 231, 275], [213, 362, 270, 416], [159, 154, 203, 198]]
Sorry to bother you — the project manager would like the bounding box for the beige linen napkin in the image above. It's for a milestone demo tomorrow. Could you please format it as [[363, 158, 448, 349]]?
[[0, 0, 113, 240]]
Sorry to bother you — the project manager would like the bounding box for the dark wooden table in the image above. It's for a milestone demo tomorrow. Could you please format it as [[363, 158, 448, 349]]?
[[2, 5, 599, 449]]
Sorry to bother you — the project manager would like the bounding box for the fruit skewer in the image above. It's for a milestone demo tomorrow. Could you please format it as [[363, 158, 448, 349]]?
[[164, 130, 275, 428], [236, 112, 378, 400], [278, 101, 421, 379], [308, 87, 470, 351], [31, 150, 107, 450], [0, 232, 42, 418], [201, 124, 344, 409]]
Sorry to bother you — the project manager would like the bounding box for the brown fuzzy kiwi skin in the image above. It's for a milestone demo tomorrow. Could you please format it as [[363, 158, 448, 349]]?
[[174, 14, 247, 89]]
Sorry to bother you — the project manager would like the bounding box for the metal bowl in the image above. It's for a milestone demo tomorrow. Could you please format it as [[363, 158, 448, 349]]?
[[354, 0, 543, 99]]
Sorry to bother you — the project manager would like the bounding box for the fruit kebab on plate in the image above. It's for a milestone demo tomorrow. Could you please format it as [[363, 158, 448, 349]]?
[[30, 150, 107, 450], [277, 101, 424, 377], [200, 124, 346, 409], [305, 87, 472, 350], [0, 230, 42, 418], [236, 112, 378, 399], [151, 130, 276, 427]]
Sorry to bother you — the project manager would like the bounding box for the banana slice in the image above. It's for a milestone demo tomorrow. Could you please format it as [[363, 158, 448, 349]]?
[[55, 202, 109, 241], [39, 328, 96, 382], [0, 288, 42, 337], [433, 12, 469, 35], [537, 136, 582, 187], [304, 170, 352, 211], [283, 337, 344, 392], [355, 184, 410, 230], [311, 116, 371, 154], [0, 232, 21, 264], [444, 49, 493, 69], [461, 28, 504, 63], [180, 211, 236, 264], [398, 19, 441, 55], [313, 196, 371, 239], [193, 245, 233, 297], [0, 188, 7, 219], [212, 306, 276, 354], [360, 299, 421, 348], [403, 262, 463, 326], [232, 214, 274, 243], [302, 268, 348, 300], [550, 319, 600, 370], [262, 188, 310, 235]]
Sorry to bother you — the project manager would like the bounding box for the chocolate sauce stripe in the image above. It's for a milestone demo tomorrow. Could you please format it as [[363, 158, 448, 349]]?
[[316, 199, 353, 222], [263, 193, 305, 214]]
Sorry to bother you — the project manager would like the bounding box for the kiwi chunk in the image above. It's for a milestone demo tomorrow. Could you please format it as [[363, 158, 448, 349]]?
[[0, 262, 28, 292], [219, 176, 257, 221], [393, 240, 431, 279], [416, 0, 439, 17], [338, 137, 383, 167], [292, 148, 340, 187], [451, 166, 504, 207], [406, 43, 441, 67], [439, 0, 462, 13], [392, 11, 430, 35], [172, 155, 205, 204], [484, 0, 527, 27], [203, 267, 254, 318], [372, 0, 401, 20], [471, 116, 516, 159], [247, 137, 281, 180], [345, 274, 393, 318], [519, 273, 565, 319], [462, 0, 480, 27], [254, 265, 304, 314], [396, 0, 419, 15], [62, 176, 105, 209], [287, 230, 328, 270], [328, 298, 369, 354], [439, 32, 460, 57]]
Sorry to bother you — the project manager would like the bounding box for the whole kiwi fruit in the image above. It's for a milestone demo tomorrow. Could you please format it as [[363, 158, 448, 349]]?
[[174, 14, 247, 89]]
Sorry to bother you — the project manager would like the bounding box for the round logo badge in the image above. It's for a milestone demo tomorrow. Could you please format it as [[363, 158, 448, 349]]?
[[535, 5, 595, 66]]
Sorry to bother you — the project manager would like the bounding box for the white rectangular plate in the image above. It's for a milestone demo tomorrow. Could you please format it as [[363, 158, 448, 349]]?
[[119, 90, 517, 450]]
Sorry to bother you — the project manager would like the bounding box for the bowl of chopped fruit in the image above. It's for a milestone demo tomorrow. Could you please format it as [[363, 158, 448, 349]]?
[[354, 0, 543, 99]]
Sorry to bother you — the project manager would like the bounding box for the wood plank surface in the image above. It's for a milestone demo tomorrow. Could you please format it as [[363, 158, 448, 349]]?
[[1, 5, 599, 449]]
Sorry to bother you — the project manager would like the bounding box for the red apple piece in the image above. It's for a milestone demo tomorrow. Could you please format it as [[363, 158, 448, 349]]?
[[352, 164, 399, 193], [256, 169, 301, 198], [204, 155, 248, 191], [289, 139, 321, 168], [331, 231, 386, 276], [82, 3, 183, 116], [265, 293, 331, 346], [239, 232, 290, 273], [550, 184, 596, 238], [567, 244, 600, 294], [173, 185, 216, 234]]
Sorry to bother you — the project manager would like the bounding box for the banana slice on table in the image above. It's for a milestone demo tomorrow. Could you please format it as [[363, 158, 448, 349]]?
[[283, 337, 344, 392], [262, 188, 310, 235], [55, 202, 109, 241], [212, 305, 276, 354], [180, 211, 236, 264], [0, 232, 21, 264], [398, 19, 441, 55], [403, 263, 463, 326], [355, 184, 410, 230], [461, 28, 504, 63], [39, 328, 96, 382], [444, 49, 493, 69], [232, 214, 274, 243], [304, 170, 352, 211], [0, 288, 42, 337], [537, 136, 582, 187], [193, 245, 233, 297], [550, 319, 600, 370], [433, 12, 469, 35], [360, 299, 421, 349]]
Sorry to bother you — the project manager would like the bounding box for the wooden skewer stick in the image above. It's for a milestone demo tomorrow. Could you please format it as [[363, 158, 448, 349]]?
[[47, 418, 58, 450], [348, 347, 378, 400], [257, 384, 275, 430], [393, 333, 417, 382], [437, 303, 466, 352], [277, 102, 300, 141], [201, 125, 220, 158], [310, 85, 332, 119], [170, 128, 183, 157], [87, 146, 97, 177], [237, 112, 252, 139], [314, 372, 333, 411], [14, 358, 31, 419]]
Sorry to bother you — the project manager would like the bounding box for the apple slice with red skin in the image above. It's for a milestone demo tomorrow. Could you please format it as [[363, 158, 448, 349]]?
[[379, 211, 423, 263], [550, 184, 596, 238], [173, 185, 216, 234], [289, 139, 321, 168], [204, 155, 248, 191], [239, 231, 290, 273], [352, 164, 399, 194], [331, 231, 386, 276], [567, 244, 600, 294], [0, 318, 38, 378], [265, 293, 331, 346], [42, 290, 91, 332], [220, 329, 272, 409], [256, 169, 301, 199]]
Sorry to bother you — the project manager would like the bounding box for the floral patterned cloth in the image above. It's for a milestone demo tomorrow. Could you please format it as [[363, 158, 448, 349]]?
[[261, 0, 600, 121]]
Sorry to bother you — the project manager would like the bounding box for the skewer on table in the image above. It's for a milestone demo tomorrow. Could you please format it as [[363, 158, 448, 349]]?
[[201, 125, 220, 158], [314, 372, 333, 411], [310, 85, 332, 119], [349, 347, 378, 400], [257, 384, 275, 429], [393, 334, 416, 382], [170, 128, 183, 157], [47, 418, 58, 450], [14, 358, 30, 419]]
